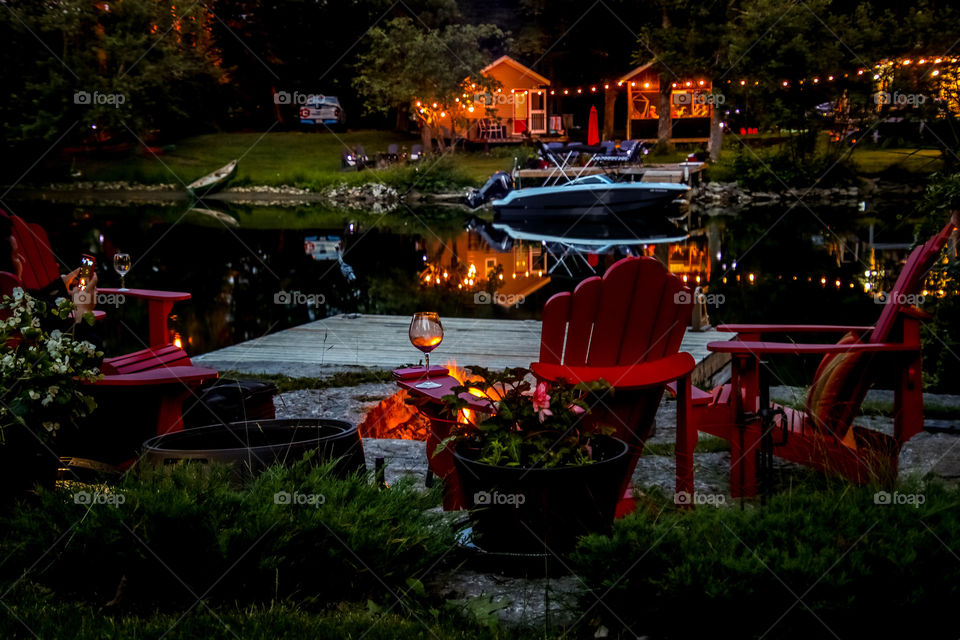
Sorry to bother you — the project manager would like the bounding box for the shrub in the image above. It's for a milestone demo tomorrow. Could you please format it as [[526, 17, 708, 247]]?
[[0, 459, 455, 609], [571, 482, 960, 639], [0, 585, 517, 640], [379, 156, 476, 193], [732, 147, 857, 190], [914, 172, 960, 393]]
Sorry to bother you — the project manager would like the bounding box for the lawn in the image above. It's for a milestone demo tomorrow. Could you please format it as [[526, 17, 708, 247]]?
[[54, 130, 518, 191], [43, 129, 945, 193]]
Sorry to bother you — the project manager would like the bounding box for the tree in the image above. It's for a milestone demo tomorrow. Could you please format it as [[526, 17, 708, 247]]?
[[636, 0, 737, 160], [0, 0, 224, 162], [353, 16, 504, 151]]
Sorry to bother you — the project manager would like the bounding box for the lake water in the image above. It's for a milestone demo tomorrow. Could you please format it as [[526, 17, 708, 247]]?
[[5, 196, 926, 360]]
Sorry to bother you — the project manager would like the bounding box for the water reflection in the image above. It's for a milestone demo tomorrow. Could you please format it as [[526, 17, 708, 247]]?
[[6, 197, 933, 357]]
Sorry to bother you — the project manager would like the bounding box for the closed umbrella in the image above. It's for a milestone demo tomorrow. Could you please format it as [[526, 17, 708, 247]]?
[[587, 105, 600, 146]]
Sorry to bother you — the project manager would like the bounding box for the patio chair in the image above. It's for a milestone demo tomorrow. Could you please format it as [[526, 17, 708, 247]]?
[[0, 211, 218, 446], [673, 212, 959, 497], [399, 256, 696, 512], [477, 118, 504, 141], [594, 140, 645, 166], [409, 144, 425, 162], [377, 144, 400, 166]]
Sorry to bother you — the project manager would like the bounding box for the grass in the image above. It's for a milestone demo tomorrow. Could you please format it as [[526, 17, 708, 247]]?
[[573, 480, 960, 638], [217, 368, 395, 393], [32, 129, 946, 194], [642, 434, 730, 457], [0, 588, 528, 639], [41, 130, 519, 192]]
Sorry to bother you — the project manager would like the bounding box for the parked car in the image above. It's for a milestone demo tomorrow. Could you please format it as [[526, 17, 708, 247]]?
[[300, 95, 346, 130]]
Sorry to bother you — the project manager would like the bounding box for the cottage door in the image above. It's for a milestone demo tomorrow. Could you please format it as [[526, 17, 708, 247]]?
[[513, 90, 528, 135], [529, 91, 547, 134]]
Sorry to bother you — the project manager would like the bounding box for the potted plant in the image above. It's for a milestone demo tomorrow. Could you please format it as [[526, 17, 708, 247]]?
[[436, 367, 631, 554], [0, 288, 102, 494]]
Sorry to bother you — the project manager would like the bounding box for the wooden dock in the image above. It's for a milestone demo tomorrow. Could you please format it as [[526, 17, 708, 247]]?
[[514, 162, 705, 185], [194, 314, 729, 381]]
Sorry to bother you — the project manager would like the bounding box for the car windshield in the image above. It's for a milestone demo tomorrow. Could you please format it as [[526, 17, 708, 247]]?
[[307, 96, 338, 107]]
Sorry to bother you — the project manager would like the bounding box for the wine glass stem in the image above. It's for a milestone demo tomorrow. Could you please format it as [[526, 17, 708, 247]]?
[[425, 353, 430, 375], [121, 275, 125, 289]]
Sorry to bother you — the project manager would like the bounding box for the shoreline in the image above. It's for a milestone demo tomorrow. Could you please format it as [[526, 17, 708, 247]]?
[[4, 175, 926, 210]]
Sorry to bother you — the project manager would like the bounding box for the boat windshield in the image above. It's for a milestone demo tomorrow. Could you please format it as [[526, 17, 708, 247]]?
[[564, 175, 614, 186]]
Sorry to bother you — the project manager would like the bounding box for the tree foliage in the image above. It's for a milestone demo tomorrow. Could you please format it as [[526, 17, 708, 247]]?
[[0, 0, 225, 155], [353, 15, 504, 150]]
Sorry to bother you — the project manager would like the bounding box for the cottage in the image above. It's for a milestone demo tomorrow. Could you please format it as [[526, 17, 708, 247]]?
[[467, 55, 551, 141], [619, 60, 714, 143]]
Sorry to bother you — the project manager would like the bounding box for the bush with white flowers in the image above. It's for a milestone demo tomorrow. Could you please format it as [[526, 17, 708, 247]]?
[[0, 288, 102, 444]]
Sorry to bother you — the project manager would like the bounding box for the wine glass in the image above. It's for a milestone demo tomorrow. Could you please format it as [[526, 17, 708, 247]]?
[[113, 252, 131, 290], [409, 312, 443, 383]]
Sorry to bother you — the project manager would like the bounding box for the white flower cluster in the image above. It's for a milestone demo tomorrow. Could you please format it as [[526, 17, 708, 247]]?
[[0, 288, 103, 443]]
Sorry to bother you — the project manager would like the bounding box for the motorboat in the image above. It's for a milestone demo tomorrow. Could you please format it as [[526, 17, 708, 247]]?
[[466, 171, 688, 222]]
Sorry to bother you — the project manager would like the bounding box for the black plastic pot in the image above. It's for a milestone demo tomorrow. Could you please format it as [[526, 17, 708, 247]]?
[[141, 419, 365, 478], [453, 436, 630, 554]]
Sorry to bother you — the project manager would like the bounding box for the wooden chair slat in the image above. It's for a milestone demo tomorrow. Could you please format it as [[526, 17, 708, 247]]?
[[538, 292, 570, 365], [647, 276, 686, 361], [563, 277, 602, 366], [11, 218, 61, 289], [618, 258, 671, 364], [588, 257, 640, 366]]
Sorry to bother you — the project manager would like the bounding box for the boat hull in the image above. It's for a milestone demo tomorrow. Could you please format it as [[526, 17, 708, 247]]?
[[492, 182, 687, 221], [187, 160, 238, 198]]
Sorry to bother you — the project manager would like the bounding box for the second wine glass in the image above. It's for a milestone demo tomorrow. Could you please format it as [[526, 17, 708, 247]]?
[[113, 252, 131, 290]]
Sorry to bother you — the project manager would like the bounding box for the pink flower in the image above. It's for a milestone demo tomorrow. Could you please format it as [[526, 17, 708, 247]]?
[[568, 404, 586, 415], [523, 382, 554, 423]]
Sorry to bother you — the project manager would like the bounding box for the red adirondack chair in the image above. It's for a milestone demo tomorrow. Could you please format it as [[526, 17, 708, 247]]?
[[681, 212, 959, 497], [0, 210, 218, 443], [399, 256, 697, 513]]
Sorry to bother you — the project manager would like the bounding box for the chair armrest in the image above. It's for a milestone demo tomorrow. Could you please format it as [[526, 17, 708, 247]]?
[[531, 353, 696, 390], [98, 288, 191, 302], [716, 324, 874, 334], [707, 340, 919, 356], [98, 288, 191, 348], [901, 306, 933, 321], [95, 366, 218, 387]]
